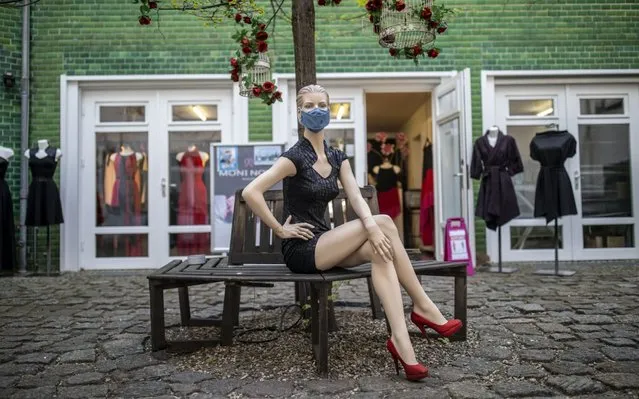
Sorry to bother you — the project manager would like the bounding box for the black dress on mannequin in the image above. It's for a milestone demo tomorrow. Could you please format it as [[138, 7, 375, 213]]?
[[25, 147, 64, 226], [0, 158, 16, 271], [530, 130, 577, 222], [470, 130, 524, 230]]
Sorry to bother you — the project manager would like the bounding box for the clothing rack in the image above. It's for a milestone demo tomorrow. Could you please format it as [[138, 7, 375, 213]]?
[[533, 123, 576, 277]]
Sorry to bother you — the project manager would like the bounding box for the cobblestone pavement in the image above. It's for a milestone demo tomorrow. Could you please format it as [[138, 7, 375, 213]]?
[[0, 261, 638, 398]]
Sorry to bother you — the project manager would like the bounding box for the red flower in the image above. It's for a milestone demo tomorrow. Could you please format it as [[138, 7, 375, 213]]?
[[242, 46, 252, 55], [382, 143, 394, 156], [396, 132, 406, 142], [243, 16, 252, 24], [375, 132, 387, 143], [429, 20, 439, 29], [230, 58, 238, 67], [252, 87, 262, 97], [427, 48, 440, 58], [273, 91, 282, 100], [389, 48, 398, 56], [256, 31, 268, 41], [334, 0, 342, 4], [234, 13, 242, 23], [257, 41, 268, 52], [138, 15, 151, 25], [231, 73, 239, 82], [318, 0, 326, 5], [412, 45, 423, 55], [437, 25, 447, 34], [148, 1, 157, 9], [241, 37, 250, 46], [369, 15, 374, 23], [365, 0, 378, 12], [395, 0, 406, 12], [421, 6, 432, 20], [262, 81, 275, 93], [259, 23, 266, 31]]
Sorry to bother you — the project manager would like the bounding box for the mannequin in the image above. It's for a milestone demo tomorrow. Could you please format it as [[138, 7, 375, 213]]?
[[176, 145, 209, 165], [372, 156, 402, 220], [110, 144, 143, 162], [241, 84, 462, 381], [0, 145, 16, 272], [24, 139, 62, 161], [487, 125, 499, 147]]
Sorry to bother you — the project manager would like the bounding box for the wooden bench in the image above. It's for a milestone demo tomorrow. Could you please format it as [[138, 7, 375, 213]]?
[[148, 186, 467, 376]]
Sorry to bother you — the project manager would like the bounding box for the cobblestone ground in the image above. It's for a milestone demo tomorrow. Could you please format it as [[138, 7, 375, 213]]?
[[0, 261, 638, 398]]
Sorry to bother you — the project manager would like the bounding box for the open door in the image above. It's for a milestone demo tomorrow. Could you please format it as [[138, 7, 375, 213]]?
[[432, 69, 474, 262]]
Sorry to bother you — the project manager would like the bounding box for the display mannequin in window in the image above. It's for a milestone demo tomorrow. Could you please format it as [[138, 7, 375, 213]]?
[[373, 149, 402, 220], [0, 145, 16, 272], [175, 145, 210, 254], [24, 139, 64, 226], [242, 85, 462, 381], [470, 127, 523, 230]]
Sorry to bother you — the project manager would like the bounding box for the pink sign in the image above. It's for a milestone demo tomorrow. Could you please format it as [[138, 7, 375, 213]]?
[[444, 217, 475, 276]]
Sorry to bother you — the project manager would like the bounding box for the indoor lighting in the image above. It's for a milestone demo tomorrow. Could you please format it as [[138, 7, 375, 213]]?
[[191, 105, 207, 121], [536, 107, 554, 117], [336, 104, 346, 120]]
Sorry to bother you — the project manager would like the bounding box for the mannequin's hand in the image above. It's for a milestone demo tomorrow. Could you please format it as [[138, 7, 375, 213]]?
[[367, 226, 393, 262], [276, 216, 315, 240]]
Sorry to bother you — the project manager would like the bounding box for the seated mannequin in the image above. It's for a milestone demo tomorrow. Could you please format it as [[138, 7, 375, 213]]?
[[110, 144, 143, 162], [176, 145, 209, 165], [0, 146, 14, 160], [24, 139, 63, 161]]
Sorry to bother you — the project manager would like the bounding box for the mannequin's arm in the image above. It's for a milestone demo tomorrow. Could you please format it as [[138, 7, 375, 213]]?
[[242, 157, 296, 237], [24, 149, 30, 159], [338, 161, 377, 231], [55, 149, 63, 161]]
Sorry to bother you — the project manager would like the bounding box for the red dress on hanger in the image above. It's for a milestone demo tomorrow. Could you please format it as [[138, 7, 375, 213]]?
[[176, 150, 210, 254]]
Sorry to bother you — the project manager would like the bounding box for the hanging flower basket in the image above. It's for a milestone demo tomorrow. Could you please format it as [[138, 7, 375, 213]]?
[[238, 52, 271, 98], [378, 0, 435, 49]]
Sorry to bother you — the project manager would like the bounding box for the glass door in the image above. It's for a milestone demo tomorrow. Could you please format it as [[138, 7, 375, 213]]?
[[80, 90, 160, 268], [567, 85, 639, 259], [432, 69, 474, 261]]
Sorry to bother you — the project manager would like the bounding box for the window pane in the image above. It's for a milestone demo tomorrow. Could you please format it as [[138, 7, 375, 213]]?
[[172, 104, 218, 122], [583, 225, 634, 248], [99, 106, 145, 122], [324, 128, 355, 181], [330, 102, 351, 120], [439, 118, 462, 220], [96, 132, 148, 227], [510, 226, 563, 250], [169, 233, 212, 256], [96, 234, 148, 257], [578, 124, 632, 218], [509, 99, 554, 117], [579, 98, 624, 115], [437, 89, 456, 116], [506, 125, 548, 218]]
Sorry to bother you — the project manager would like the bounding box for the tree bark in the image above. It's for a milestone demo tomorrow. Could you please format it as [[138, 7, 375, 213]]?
[[291, 0, 316, 139]]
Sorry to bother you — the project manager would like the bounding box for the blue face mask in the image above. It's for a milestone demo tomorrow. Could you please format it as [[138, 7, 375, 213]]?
[[299, 108, 330, 133]]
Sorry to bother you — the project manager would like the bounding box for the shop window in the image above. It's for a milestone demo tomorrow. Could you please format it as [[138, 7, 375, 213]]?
[[99, 105, 145, 123], [510, 226, 563, 250], [583, 225, 634, 248], [330, 102, 351, 120], [172, 104, 218, 122], [96, 234, 148, 257], [579, 98, 624, 115], [508, 99, 554, 117]]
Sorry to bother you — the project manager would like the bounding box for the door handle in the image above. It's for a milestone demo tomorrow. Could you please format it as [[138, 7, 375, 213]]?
[[161, 178, 167, 197], [453, 172, 463, 177]]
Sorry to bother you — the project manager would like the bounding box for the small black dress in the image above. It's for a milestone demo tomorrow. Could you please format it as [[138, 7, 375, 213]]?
[[25, 147, 64, 226], [280, 137, 348, 273], [0, 158, 16, 271]]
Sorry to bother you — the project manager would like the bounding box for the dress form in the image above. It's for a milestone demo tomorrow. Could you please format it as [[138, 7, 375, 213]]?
[[24, 139, 62, 161], [0, 146, 14, 160], [487, 126, 499, 147], [176, 145, 209, 165], [110, 144, 143, 162]]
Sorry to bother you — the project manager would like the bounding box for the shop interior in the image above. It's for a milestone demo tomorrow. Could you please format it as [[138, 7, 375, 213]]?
[[365, 92, 434, 253]]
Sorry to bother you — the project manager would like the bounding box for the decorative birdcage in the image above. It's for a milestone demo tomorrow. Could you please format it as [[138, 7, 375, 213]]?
[[378, 0, 435, 49], [238, 52, 271, 98]]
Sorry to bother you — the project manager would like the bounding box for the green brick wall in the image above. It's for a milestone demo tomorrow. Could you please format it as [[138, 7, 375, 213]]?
[[6, 0, 639, 268]]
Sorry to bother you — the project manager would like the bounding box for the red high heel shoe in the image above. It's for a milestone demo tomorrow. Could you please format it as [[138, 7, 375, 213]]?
[[411, 312, 463, 338], [386, 339, 428, 381]]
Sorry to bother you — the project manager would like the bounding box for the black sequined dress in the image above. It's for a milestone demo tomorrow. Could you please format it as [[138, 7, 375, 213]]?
[[280, 137, 348, 273]]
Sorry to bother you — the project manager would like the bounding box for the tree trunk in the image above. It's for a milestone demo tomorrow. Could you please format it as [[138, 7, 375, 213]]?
[[291, 0, 316, 139]]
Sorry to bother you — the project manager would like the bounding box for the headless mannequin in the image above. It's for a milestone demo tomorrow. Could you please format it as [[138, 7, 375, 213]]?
[[0, 146, 14, 160], [24, 139, 62, 161], [487, 126, 499, 147], [110, 144, 143, 162], [176, 145, 209, 165], [372, 159, 401, 176], [242, 90, 455, 368]]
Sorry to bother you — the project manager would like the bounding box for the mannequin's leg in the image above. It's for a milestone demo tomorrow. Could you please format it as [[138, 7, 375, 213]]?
[[314, 218, 417, 364]]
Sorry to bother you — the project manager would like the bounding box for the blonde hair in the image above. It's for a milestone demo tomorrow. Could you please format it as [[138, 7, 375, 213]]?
[[296, 84, 330, 109]]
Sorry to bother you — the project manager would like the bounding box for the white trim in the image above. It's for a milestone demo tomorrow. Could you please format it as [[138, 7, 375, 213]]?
[[63, 74, 231, 82], [273, 71, 456, 80], [482, 69, 639, 78]]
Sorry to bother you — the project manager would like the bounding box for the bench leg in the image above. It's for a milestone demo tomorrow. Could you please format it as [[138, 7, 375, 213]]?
[[149, 280, 167, 351], [452, 274, 467, 341], [178, 286, 191, 326], [367, 277, 384, 320], [221, 282, 241, 346], [310, 282, 330, 377]]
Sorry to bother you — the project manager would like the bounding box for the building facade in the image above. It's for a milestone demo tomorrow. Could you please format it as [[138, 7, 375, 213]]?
[[1, 1, 638, 272]]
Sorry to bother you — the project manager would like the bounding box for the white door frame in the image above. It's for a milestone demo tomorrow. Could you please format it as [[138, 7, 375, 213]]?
[[481, 69, 639, 262], [60, 75, 248, 271]]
